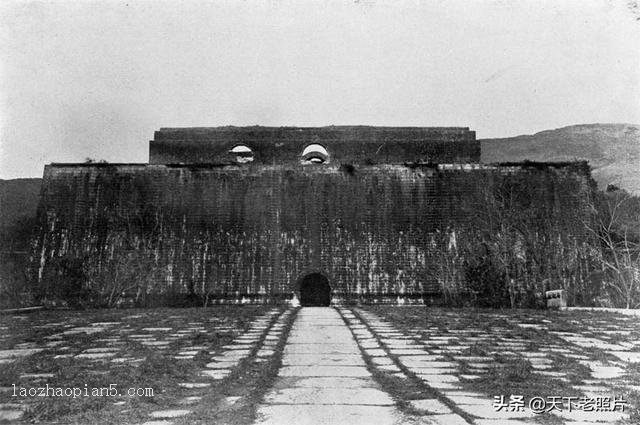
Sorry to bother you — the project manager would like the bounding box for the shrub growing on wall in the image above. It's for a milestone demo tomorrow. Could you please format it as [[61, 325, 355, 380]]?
[[35, 255, 87, 308], [0, 216, 37, 308], [431, 166, 599, 308], [463, 253, 509, 308]]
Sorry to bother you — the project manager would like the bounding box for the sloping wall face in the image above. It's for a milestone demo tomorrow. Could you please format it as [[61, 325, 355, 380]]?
[[149, 126, 480, 165], [31, 162, 594, 305]]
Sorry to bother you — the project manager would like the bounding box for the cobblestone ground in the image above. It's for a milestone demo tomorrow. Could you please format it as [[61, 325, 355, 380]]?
[[1, 306, 638, 424]]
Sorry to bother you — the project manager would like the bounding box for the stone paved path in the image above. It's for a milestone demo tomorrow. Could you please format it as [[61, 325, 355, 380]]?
[[255, 307, 635, 425], [254, 308, 404, 425], [0, 306, 280, 424], [3, 306, 637, 424], [353, 307, 632, 425], [142, 308, 289, 425]]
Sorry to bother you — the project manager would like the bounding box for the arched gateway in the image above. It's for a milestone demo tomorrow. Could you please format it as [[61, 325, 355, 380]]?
[[298, 273, 331, 306]]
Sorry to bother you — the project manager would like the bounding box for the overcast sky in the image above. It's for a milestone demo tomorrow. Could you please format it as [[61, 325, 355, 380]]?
[[1, 0, 639, 179]]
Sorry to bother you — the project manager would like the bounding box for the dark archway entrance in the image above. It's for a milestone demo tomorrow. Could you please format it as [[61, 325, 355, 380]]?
[[299, 273, 331, 306]]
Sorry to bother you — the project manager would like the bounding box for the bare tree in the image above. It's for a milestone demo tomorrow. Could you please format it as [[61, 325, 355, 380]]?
[[585, 191, 640, 308]]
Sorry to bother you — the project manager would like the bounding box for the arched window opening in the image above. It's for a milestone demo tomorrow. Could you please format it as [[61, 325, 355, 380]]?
[[301, 144, 329, 164], [229, 145, 254, 163]]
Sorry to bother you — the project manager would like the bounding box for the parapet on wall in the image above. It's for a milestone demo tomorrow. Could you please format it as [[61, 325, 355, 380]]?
[[32, 161, 594, 305], [149, 126, 480, 165]]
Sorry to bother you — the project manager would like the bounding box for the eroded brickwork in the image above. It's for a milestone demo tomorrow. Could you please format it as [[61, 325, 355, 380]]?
[[149, 126, 479, 165], [32, 156, 594, 305]]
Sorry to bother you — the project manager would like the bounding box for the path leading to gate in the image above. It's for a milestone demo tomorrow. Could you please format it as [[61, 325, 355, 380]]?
[[254, 307, 403, 425], [5, 306, 635, 424]]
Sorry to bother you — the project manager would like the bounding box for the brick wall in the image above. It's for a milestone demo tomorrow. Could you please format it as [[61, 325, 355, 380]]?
[[31, 161, 594, 305], [149, 126, 480, 165]]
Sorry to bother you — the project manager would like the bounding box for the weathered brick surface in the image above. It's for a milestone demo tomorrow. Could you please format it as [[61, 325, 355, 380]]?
[[31, 160, 594, 304], [149, 126, 480, 165]]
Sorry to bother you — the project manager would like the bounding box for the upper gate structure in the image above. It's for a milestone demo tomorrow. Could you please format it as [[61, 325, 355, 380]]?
[[149, 126, 479, 165], [31, 126, 595, 306]]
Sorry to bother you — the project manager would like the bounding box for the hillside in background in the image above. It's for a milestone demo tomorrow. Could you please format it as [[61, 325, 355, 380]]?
[[481, 124, 640, 194], [0, 178, 42, 229]]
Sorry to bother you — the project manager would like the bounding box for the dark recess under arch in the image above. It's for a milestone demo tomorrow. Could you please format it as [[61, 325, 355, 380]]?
[[298, 273, 331, 306]]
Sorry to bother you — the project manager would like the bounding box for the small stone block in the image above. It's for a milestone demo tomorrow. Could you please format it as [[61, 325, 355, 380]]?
[[178, 382, 211, 389], [546, 289, 567, 308], [413, 413, 469, 425], [409, 399, 453, 414], [0, 410, 24, 421], [149, 409, 191, 418], [206, 361, 237, 369], [179, 396, 202, 405], [200, 370, 230, 379]]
